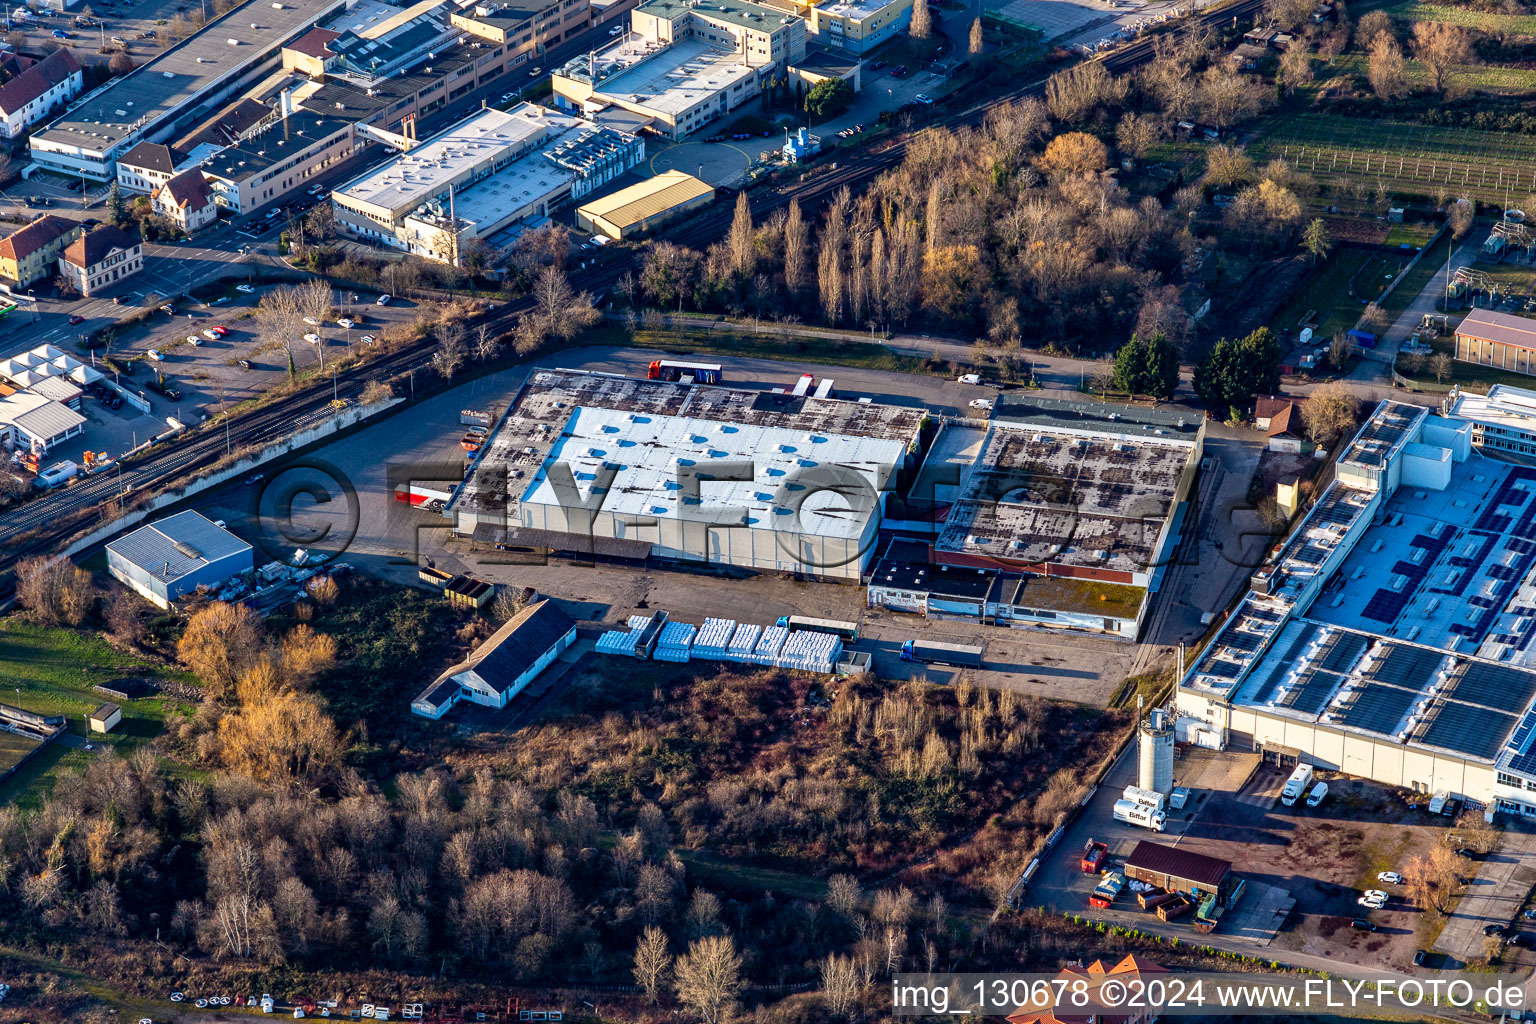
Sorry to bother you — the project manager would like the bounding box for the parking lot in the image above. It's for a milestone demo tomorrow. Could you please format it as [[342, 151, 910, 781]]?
[[100, 281, 428, 424], [1027, 738, 1536, 974]]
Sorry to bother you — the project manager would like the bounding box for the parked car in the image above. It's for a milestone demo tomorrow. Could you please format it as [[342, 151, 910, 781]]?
[[1350, 919, 1377, 932], [336, 318, 354, 328], [869, 59, 886, 70], [891, 64, 907, 76], [67, 314, 84, 325], [238, 358, 252, 370], [146, 349, 164, 361], [609, 25, 622, 34], [1413, 949, 1427, 966], [968, 398, 993, 411], [50, 28, 70, 38], [1357, 895, 1386, 909], [244, 472, 264, 485], [163, 388, 182, 401], [528, 66, 542, 77], [303, 333, 321, 344], [360, 335, 376, 346], [303, 316, 319, 326], [913, 93, 934, 104], [1378, 871, 1404, 885], [1513, 933, 1536, 949], [236, 284, 255, 293], [159, 304, 175, 314], [376, 294, 392, 305], [1485, 924, 1508, 938], [211, 325, 228, 336], [186, 334, 201, 346]]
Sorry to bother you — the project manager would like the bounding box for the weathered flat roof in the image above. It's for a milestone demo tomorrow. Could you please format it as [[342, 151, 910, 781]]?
[[935, 420, 1196, 574], [1452, 383, 1536, 435], [106, 510, 252, 584]]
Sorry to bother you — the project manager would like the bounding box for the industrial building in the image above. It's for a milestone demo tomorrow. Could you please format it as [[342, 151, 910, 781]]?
[[28, 0, 346, 179], [575, 169, 714, 238], [805, 0, 912, 53], [552, 0, 807, 138], [106, 510, 254, 609], [1449, 383, 1536, 458], [869, 397, 1203, 638], [448, 369, 925, 580], [412, 599, 577, 719], [199, 108, 360, 215], [1122, 841, 1234, 903], [1455, 309, 1536, 377], [1176, 397, 1536, 817], [331, 104, 642, 260]]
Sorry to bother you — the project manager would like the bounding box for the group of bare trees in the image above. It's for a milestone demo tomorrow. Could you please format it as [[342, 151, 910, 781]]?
[[253, 279, 335, 379], [1362, 9, 1478, 99]]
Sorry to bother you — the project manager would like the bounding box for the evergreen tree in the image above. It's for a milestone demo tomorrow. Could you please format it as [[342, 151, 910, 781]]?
[[1193, 327, 1281, 410], [1111, 331, 1180, 401], [106, 180, 125, 225]]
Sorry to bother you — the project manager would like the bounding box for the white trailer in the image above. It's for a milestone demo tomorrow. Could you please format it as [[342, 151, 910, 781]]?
[[1280, 764, 1314, 807], [1122, 785, 1167, 813], [1112, 798, 1166, 832]]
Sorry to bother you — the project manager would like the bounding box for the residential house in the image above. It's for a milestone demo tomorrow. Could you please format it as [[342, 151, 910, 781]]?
[[411, 600, 577, 719], [116, 141, 189, 194], [152, 169, 217, 232], [1008, 955, 1168, 1024], [0, 214, 83, 287], [58, 225, 143, 297], [0, 48, 82, 139], [1266, 402, 1308, 453]]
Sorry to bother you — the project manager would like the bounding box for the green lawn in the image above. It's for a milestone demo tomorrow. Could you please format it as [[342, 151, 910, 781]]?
[[1251, 114, 1536, 205], [1385, 0, 1536, 34], [0, 617, 195, 806], [1270, 244, 1388, 340], [0, 729, 41, 773], [1330, 53, 1536, 96]]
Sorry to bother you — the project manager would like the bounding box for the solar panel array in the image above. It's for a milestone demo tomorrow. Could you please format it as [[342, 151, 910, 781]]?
[[1416, 701, 1518, 761], [1329, 642, 1444, 737], [1443, 661, 1536, 711], [1341, 404, 1422, 468], [1246, 623, 1324, 705], [1361, 530, 1453, 625]]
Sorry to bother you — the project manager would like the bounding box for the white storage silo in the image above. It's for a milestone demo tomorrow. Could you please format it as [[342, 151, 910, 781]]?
[[1138, 708, 1175, 795]]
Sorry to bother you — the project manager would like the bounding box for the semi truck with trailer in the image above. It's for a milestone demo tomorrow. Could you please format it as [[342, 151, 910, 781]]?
[[647, 360, 723, 384], [1112, 798, 1167, 832], [899, 639, 984, 668], [1281, 764, 1315, 806]]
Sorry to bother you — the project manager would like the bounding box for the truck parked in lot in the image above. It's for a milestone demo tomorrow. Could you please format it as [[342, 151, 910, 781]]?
[[1088, 871, 1125, 909], [899, 639, 984, 668], [1081, 840, 1108, 874], [1122, 785, 1166, 812], [1112, 798, 1167, 832], [1280, 764, 1315, 806]]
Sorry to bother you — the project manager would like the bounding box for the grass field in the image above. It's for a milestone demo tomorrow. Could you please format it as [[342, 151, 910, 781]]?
[[0, 617, 195, 806], [1385, 0, 1536, 34], [1330, 53, 1536, 96], [1271, 244, 1400, 339], [1252, 114, 1536, 205], [0, 729, 42, 773]]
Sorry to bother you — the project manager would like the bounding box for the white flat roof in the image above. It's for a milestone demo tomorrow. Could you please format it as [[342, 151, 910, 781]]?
[[1451, 383, 1536, 434], [818, 0, 902, 19], [335, 104, 573, 217], [422, 120, 595, 233], [595, 37, 755, 119], [520, 405, 905, 538]]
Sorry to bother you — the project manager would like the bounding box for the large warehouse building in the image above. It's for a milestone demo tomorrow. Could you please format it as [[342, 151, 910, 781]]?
[[447, 370, 924, 580], [867, 397, 1204, 639], [29, 0, 345, 179], [106, 510, 253, 608], [1177, 394, 1536, 818]]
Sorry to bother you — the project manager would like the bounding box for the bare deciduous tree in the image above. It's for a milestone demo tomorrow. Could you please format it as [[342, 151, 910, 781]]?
[[1412, 21, 1475, 94], [633, 924, 672, 1002], [821, 953, 861, 1018], [1368, 36, 1408, 100], [674, 934, 742, 1024], [15, 556, 96, 626]]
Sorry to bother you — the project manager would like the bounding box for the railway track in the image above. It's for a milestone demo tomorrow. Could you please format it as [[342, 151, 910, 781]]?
[[0, 0, 1266, 582]]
